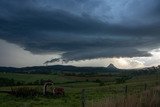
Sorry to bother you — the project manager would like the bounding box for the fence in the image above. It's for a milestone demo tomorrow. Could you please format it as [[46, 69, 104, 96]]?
[[80, 83, 148, 107]]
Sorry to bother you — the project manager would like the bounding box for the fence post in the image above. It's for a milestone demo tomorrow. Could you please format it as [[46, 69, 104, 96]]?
[[81, 89, 86, 107], [144, 83, 147, 91], [125, 85, 128, 94]]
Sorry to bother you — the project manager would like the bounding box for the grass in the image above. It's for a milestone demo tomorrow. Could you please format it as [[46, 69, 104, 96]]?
[[0, 72, 70, 83], [0, 93, 80, 107], [0, 73, 160, 107], [87, 86, 160, 107]]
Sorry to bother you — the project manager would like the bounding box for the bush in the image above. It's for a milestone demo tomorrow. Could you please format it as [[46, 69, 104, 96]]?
[[11, 87, 40, 97], [95, 79, 101, 83], [99, 82, 105, 86], [116, 78, 126, 84], [33, 80, 40, 85], [115, 76, 131, 84], [86, 79, 89, 82], [0, 78, 15, 86], [16, 81, 25, 86]]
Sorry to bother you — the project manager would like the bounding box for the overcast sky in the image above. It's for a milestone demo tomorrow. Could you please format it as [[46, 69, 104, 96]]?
[[0, 0, 160, 68]]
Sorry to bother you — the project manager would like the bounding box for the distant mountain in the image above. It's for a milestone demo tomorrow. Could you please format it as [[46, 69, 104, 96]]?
[[106, 64, 118, 72], [0, 64, 159, 74], [0, 65, 119, 74], [107, 64, 118, 69]]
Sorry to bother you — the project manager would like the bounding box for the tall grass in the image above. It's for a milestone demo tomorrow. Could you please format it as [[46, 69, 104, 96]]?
[[87, 86, 160, 107], [11, 86, 40, 97]]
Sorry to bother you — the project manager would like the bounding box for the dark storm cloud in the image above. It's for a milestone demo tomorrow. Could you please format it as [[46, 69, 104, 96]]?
[[0, 0, 160, 62], [62, 48, 152, 61]]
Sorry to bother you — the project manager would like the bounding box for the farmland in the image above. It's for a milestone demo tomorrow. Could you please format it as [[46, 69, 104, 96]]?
[[0, 71, 160, 107], [1, 0, 160, 107]]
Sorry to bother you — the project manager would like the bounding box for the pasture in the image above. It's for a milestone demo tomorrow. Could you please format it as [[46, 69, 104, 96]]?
[[0, 72, 160, 107]]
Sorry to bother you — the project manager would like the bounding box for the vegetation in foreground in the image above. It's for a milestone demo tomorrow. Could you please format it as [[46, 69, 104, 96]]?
[[87, 86, 160, 107], [0, 70, 159, 107]]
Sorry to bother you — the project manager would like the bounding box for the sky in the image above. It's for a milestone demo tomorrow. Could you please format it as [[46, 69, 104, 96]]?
[[0, 0, 160, 68]]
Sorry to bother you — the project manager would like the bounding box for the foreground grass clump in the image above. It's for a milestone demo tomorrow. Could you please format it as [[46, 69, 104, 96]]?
[[11, 87, 40, 97], [87, 86, 160, 107]]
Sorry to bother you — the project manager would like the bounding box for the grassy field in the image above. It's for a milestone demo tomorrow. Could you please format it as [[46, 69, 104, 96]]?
[[0, 72, 71, 83], [0, 72, 160, 107], [86, 86, 160, 107]]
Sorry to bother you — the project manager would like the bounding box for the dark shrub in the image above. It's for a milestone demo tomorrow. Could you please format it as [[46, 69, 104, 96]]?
[[11, 87, 40, 97], [116, 77, 126, 84], [95, 79, 101, 83], [33, 80, 40, 85], [99, 82, 105, 86], [0, 78, 15, 86], [86, 79, 89, 82]]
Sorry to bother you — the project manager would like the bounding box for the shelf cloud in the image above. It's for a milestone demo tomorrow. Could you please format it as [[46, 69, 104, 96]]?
[[0, 0, 160, 65]]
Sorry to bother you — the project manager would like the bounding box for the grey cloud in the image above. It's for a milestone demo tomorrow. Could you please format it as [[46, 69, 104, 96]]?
[[44, 58, 61, 65], [44, 47, 152, 64], [0, 0, 160, 63], [62, 48, 152, 61]]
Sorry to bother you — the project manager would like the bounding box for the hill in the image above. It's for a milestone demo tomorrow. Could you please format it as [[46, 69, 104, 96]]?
[[0, 64, 119, 74], [0, 64, 159, 74], [106, 64, 118, 71]]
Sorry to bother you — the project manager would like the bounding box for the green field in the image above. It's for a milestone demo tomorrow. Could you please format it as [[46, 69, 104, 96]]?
[[0, 73, 71, 83], [0, 72, 160, 107]]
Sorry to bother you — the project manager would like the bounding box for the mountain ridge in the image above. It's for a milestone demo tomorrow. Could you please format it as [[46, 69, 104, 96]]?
[[0, 64, 119, 73], [107, 64, 118, 69], [0, 64, 159, 74]]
